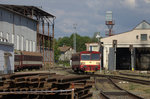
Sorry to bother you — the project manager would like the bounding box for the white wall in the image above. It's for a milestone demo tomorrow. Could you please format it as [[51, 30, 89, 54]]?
[[101, 29, 150, 70]]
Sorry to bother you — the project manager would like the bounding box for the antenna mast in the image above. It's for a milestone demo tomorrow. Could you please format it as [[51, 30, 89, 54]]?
[[105, 11, 115, 36]]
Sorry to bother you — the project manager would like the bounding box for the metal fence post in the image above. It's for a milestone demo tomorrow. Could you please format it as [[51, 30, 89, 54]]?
[[71, 83, 74, 99]]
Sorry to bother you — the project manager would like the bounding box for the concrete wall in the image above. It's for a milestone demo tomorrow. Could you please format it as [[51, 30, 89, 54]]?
[[0, 42, 14, 74], [0, 8, 37, 52]]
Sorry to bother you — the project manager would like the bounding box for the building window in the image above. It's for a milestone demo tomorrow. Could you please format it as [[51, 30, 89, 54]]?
[[0, 32, 3, 42], [17, 35, 20, 50], [6, 33, 9, 42], [12, 34, 14, 43], [21, 36, 24, 51], [30, 40, 32, 52], [33, 41, 35, 52], [136, 35, 139, 39], [141, 34, 147, 41], [26, 40, 29, 51]]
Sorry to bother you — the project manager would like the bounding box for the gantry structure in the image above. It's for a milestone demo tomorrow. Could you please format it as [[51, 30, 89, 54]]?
[[0, 4, 56, 66]]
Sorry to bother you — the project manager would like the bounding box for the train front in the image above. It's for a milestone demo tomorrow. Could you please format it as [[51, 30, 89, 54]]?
[[80, 52, 100, 73]]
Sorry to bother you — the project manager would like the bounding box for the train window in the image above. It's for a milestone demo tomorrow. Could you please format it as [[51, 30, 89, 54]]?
[[91, 54, 100, 60], [81, 54, 90, 60]]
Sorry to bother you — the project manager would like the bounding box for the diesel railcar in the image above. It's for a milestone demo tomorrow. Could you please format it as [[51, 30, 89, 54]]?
[[71, 51, 101, 73], [15, 51, 43, 71]]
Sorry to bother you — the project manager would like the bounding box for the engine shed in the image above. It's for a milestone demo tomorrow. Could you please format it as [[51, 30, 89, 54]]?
[[101, 20, 150, 70]]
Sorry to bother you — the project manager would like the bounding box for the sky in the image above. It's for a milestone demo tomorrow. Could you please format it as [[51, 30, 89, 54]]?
[[0, 0, 150, 38]]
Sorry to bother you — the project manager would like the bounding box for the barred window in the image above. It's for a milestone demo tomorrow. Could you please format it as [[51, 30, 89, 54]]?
[[141, 34, 147, 41]]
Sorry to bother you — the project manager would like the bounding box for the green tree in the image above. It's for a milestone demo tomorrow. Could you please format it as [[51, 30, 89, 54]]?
[[54, 39, 60, 62], [91, 32, 100, 42]]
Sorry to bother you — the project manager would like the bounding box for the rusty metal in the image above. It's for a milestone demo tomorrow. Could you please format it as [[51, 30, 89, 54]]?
[[0, 4, 56, 66], [52, 19, 55, 66], [42, 20, 45, 65], [0, 73, 92, 99]]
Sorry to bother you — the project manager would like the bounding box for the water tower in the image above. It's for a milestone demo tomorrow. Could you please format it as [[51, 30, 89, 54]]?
[[105, 11, 115, 36]]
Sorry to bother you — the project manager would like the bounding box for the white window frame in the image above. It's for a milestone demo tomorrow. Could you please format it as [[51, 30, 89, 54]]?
[[21, 36, 24, 51], [30, 40, 32, 52], [26, 40, 29, 51], [6, 33, 9, 42], [17, 35, 20, 50], [33, 41, 35, 52], [0, 32, 3, 42], [12, 34, 14, 43]]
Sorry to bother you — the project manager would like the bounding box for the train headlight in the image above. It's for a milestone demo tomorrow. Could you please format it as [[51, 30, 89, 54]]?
[[81, 62, 85, 65], [96, 62, 100, 65]]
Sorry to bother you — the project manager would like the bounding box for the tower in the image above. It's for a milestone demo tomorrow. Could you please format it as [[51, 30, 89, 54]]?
[[105, 11, 115, 36]]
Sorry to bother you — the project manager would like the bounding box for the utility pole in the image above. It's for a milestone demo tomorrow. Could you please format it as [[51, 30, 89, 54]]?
[[73, 24, 77, 53]]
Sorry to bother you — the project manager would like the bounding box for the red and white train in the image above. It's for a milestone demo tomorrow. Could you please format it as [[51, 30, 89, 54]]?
[[15, 51, 43, 71], [71, 51, 101, 73]]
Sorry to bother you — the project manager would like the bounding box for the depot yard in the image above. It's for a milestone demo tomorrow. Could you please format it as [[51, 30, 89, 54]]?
[[0, 67, 149, 99]]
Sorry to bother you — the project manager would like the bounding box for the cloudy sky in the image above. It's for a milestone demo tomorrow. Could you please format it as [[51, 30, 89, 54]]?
[[0, 0, 150, 38]]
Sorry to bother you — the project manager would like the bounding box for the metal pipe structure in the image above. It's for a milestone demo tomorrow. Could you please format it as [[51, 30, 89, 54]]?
[[0, 5, 56, 67], [52, 19, 55, 66], [42, 20, 45, 65]]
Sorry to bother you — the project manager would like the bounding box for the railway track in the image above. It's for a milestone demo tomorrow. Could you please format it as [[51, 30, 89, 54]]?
[[119, 72, 150, 79], [95, 77, 144, 99], [90, 74, 150, 85]]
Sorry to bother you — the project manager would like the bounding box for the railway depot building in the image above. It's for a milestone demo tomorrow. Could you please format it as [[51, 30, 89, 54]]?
[[101, 20, 150, 70], [0, 4, 55, 65]]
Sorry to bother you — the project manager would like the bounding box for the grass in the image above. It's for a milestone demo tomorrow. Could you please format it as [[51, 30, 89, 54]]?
[[129, 84, 139, 90], [144, 89, 150, 93]]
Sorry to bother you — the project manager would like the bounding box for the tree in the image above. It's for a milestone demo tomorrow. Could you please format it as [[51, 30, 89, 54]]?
[[54, 39, 60, 62], [91, 32, 100, 42]]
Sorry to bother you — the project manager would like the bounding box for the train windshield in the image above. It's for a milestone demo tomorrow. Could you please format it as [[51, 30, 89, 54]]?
[[81, 54, 90, 60], [91, 54, 100, 60]]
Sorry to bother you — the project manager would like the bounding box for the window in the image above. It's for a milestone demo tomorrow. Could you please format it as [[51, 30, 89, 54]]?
[[81, 54, 90, 60], [91, 54, 100, 60], [21, 36, 24, 51], [136, 35, 139, 39], [0, 32, 2, 42], [30, 40, 32, 52], [6, 33, 9, 42], [17, 35, 20, 50], [0, 32, 3, 37], [33, 41, 35, 52], [141, 34, 147, 41], [89, 46, 92, 51], [12, 34, 14, 43], [26, 40, 29, 51]]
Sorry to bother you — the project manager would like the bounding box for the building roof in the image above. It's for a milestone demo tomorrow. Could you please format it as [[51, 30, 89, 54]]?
[[134, 20, 150, 30], [0, 4, 55, 18], [21, 51, 42, 56], [58, 45, 72, 52], [102, 20, 150, 40], [85, 42, 98, 45]]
